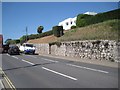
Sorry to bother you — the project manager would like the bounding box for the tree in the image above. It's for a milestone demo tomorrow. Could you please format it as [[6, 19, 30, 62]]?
[[5, 39, 12, 45], [53, 26, 64, 37], [37, 26, 44, 34], [20, 35, 27, 45]]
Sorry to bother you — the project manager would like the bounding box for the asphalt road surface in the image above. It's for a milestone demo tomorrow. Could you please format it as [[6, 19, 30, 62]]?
[[1, 54, 118, 88]]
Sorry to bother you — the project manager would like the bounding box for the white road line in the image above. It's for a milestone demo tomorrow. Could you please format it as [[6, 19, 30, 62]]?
[[6, 54, 10, 56], [12, 56, 18, 59], [67, 64, 109, 74], [26, 55, 37, 58], [22, 59, 35, 65], [42, 67, 77, 81], [0, 68, 16, 90], [0, 80, 4, 89], [6, 54, 19, 59], [41, 58, 58, 63]]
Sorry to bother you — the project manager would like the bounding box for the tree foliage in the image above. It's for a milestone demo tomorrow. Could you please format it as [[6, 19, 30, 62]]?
[[53, 26, 64, 37], [37, 26, 44, 34], [5, 39, 17, 45]]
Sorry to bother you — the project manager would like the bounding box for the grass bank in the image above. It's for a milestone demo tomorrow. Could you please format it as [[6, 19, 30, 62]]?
[[58, 19, 119, 41]]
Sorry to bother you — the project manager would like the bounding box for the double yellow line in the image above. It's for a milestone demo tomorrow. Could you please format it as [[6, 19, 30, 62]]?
[[0, 67, 16, 90]]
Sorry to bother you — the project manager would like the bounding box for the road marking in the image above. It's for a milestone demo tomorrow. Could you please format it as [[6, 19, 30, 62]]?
[[0, 80, 4, 89], [6, 54, 19, 59], [12, 56, 18, 59], [41, 58, 58, 63], [42, 67, 77, 81], [22, 59, 35, 65], [0, 68, 16, 90], [6, 54, 10, 56], [67, 64, 109, 74], [26, 55, 37, 58]]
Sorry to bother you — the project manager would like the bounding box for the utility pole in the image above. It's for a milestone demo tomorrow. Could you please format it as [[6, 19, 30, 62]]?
[[26, 26, 28, 42]]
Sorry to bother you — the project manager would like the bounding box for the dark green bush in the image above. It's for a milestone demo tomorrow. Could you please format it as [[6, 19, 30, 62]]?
[[71, 25, 77, 29], [27, 30, 53, 40], [49, 41, 62, 47], [53, 26, 64, 37], [76, 9, 120, 27], [76, 14, 92, 27], [20, 35, 28, 44], [14, 39, 20, 44]]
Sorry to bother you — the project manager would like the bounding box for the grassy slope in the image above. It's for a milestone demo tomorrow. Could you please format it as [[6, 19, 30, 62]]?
[[27, 35, 57, 44], [58, 19, 119, 41], [27, 19, 119, 44]]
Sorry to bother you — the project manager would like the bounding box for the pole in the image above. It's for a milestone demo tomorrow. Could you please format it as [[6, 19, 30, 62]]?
[[26, 27, 28, 42]]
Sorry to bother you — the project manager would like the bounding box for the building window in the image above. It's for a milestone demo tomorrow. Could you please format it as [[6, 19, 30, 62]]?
[[71, 21, 72, 24], [66, 22, 68, 25]]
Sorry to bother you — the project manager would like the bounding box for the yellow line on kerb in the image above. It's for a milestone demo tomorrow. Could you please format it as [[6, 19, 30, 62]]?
[[0, 67, 16, 90]]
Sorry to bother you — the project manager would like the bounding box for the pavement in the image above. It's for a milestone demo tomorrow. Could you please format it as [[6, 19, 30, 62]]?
[[39, 53, 119, 68]]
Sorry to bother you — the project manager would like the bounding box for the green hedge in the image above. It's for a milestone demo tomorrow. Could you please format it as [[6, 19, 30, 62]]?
[[19, 30, 53, 44], [53, 26, 64, 37], [76, 14, 92, 27], [76, 9, 120, 27], [71, 25, 77, 29]]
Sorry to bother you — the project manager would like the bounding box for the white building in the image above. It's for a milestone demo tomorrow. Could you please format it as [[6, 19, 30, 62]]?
[[58, 12, 97, 30], [58, 17, 77, 30], [84, 12, 97, 15]]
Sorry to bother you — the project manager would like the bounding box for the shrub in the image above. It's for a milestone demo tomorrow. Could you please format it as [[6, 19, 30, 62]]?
[[24, 30, 53, 41], [71, 25, 77, 29], [76, 14, 92, 27], [49, 41, 62, 47], [53, 26, 64, 37], [20, 35, 27, 44], [76, 9, 120, 27], [14, 39, 20, 44]]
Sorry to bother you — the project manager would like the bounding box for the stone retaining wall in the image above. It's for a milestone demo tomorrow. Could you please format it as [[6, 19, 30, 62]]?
[[34, 44, 49, 54], [34, 40, 118, 62]]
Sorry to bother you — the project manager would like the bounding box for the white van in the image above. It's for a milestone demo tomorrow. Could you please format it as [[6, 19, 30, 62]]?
[[19, 43, 35, 54]]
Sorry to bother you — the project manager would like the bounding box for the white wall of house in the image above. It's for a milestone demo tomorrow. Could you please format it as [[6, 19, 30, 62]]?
[[58, 17, 77, 30], [58, 12, 97, 30]]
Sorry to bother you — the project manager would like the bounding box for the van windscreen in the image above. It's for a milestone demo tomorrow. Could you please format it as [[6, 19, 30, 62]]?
[[26, 44, 33, 47]]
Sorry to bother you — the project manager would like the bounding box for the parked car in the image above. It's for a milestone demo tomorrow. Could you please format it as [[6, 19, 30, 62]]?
[[2, 45, 9, 53], [8, 46, 20, 55], [19, 43, 35, 54]]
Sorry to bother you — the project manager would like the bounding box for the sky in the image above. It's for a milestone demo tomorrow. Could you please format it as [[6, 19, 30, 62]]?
[[2, 2, 118, 42]]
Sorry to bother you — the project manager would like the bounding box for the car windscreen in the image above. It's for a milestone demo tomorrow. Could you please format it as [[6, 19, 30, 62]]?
[[26, 44, 34, 47]]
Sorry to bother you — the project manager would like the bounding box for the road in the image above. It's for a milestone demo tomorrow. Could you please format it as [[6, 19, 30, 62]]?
[[1, 54, 118, 88]]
